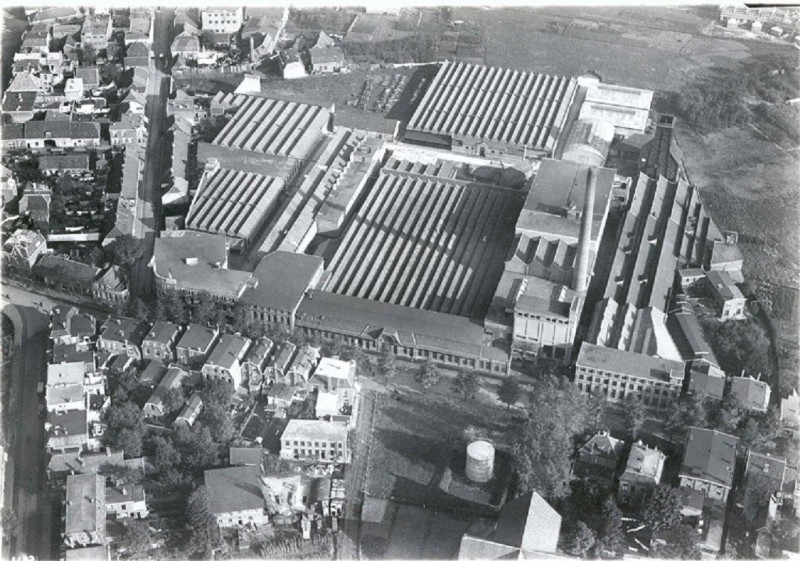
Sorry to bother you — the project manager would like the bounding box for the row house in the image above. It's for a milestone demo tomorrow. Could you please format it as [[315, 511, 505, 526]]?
[[110, 114, 147, 146], [24, 120, 102, 150], [81, 14, 113, 51], [141, 321, 182, 363], [201, 333, 252, 388], [92, 267, 130, 308], [50, 306, 96, 350], [285, 345, 321, 387], [241, 336, 274, 394], [266, 341, 297, 385], [97, 317, 148, 361], [176, 323, 219, 368]]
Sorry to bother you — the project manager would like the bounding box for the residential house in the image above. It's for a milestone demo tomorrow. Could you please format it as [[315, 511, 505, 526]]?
[[138, 360, 167, 389], [141, 321, 182, 363], [731, 375, 771, 413], [19, 182, 51, 232], [123, 41, 150, 68], [126, 9, 154, 46], [458, 492, 562, 559], [50, 306, 95, 349], [105, 484, 148, 519], [286, 345, 321, 387], [201, 7, 244, 34], [315, 391, 340, 419], [201, 333, 252, 388], [92, 266, 130, 307], [174, 8, 201, 35], [308, 357, 357, 410], [47, 361, 86, 388], [229, 447, 265, 466], [679, 427, 738, 502], [677, 267, 706, 290], [64, 78, 85, 101], [2, 91, 36, 123], [110, 114, 146, 146], [39, 154, 90, 174], [32, 255, 100, 297], [46, 383, 85, 413], [2, 229, 47, 271], [740, 451, 793, 525], [0, 124, 27, 151], [47, 449, 124, 483], [574, 343, 685, 408], [266, 341, 296, 384], [618, 442, 666, 507], [310, 32, 345, 74], [24, 120, 102, 149], [241, 337, 274, 394], [171, 32, 201, 60], [280, 419, 349, 463], [705, 269, 746, 320], [97, 317, 148, 361], [75, 67, 100, 90], [63, 474, 106, 548], [283, 50, 307, 80], [7, 71, 46, 94], [266, 383, 297, 409], [46, 409, 89, 453], [143, 366, 188, 418], [260, 472, 309, 514], [176, 323, 220, 367], [688, 362, 727, 401], [81, 15, 112, 52], [573, 431, 625, 489], [676, 487, 706, 518], [174, 393, 203, 428], [204, 465, 270, 528], [781, 389, 800, 439], [166, 90, 208, 125], [31, 7, 81, 24]]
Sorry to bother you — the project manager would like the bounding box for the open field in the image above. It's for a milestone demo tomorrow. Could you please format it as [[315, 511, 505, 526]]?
[[364, 390, 516, 516]]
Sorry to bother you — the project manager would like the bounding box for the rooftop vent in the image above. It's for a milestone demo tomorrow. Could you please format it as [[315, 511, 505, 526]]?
[[185, 257, 199, 266]]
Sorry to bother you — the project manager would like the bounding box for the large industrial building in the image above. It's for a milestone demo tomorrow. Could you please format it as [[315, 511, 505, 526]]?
[[405, 61, 578, 161]]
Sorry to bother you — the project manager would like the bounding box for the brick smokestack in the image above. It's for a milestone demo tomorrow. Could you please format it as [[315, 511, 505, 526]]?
[[572, 166, 596, 294]]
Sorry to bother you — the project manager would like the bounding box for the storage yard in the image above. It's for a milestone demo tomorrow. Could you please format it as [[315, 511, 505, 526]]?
[[323, 154, 525, 320]]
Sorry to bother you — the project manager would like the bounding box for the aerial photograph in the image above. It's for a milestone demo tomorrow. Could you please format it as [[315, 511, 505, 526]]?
[[0, 2, 798, 560]]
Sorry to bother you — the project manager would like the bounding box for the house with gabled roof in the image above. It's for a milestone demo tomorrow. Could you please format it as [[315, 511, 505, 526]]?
[[204, 465, 269, 528], [201, 333, 252, 388], [241, 336, 274, 394], [573, 430, 625, 489], [680, 427, 738, 502], [176, 323, 220, 368], [174, 392, 203, 428], [50, 306, 96, 349], [458, 491, 561, 559], [143, 365, 188, 418], [740, 450, 793, 525], [618, 441, 666, 507], [141, 321, 182, 363], [98, 317, 148, 361], [2, 228, 47, 271], [731, 375, 771, 413]]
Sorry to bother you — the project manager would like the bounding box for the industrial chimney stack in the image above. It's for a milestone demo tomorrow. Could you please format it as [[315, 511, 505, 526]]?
[[572, 166, 597, 294]]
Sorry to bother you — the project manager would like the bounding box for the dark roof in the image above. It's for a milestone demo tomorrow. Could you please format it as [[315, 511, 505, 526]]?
[[204, 465, 266, 515], [126, 42, 149, 57], [688, 367, 726, 400], [34, 255, 100, 283], [667, 309, 719, 367], [229, 447, 264, 466], [99, 317, 148, 346], [143, 322, 181, 346], [681, 428, 738, 488], [2, 91, 36, 113], [730, 376, 770, 411], [640, 115, 682, 181], [39, 154, 91, 171], [176, 323, 218, 352], [576, 343, 685, 383], [1, 123, 25, 140], [491, 491, 561, 554], [139, 360, 167, 387], [25, 120, 101, 140], [334, 109, 399, 135], [242, 251, 323, 312], [297, 289, 508, 362]]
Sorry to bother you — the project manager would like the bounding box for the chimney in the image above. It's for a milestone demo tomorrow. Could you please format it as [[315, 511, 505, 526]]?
[[572, 166, 596, 294]]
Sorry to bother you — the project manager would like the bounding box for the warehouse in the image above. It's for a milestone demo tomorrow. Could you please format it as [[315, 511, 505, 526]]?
[[405, 61, 578, 161], [186, 165, 284, 250]]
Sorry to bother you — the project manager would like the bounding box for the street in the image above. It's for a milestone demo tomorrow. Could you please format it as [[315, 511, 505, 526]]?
[[129, 9, 174, 300], [2, 302, 52, 560]]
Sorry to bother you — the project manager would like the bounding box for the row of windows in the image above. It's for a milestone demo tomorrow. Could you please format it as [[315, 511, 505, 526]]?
[[576, 371, 676, 389], [285, 440, 344, 449], [516, 312, 569, 325]]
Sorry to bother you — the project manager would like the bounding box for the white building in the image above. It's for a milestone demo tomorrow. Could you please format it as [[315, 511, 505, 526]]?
[[280, 420, 349, 463], [201, 7, 244, 34]]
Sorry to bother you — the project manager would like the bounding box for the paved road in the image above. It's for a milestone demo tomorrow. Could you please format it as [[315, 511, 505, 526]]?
[[129, 9, 174, 300], [2, 302, 52, 560]]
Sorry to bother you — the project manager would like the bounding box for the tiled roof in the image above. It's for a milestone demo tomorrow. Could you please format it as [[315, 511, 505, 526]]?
[[681, 427, 738, 488], [204, 465, 266, 515]]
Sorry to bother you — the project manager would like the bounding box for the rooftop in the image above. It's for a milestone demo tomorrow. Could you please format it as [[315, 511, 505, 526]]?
[[105, 483, 146, 504], [407, 61, 577, 153], [204, 465, 266, 515], [47, 362, 85, 387], [576, 343, 685, 383], [281, 419, 348, 441], [34, 255, 100, 283], [176, 323, 218, 352], [730, 376, 771, 411], [622, 441, 665, 480], [206, 333, 251, 370], [241, 251, 323, 312], [681, 427, 738, 488], [65, 474, 106, 537], [139, 360, 167, 387], [99, 317, 148, 346], [705, 269, 745, 301], [143, 321, 181, 347], [151, 230, 253, 300]]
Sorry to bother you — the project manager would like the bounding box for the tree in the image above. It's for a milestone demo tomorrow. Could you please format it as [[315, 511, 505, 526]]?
[[127, 297, 150, 322], [201, 378, 234, 409], [639, 484, 683, 534], [624, 397, 648, 440], [97, 463, 144, 486], [586, 392, 608, 431], [199, 404, 235, 443], [102, 401, 146, 457], [115, 519, 151, 558], [594, 496, 624, 557], [377, 344, 397, 379], [192, 295, 218, 325], [1, 508, 19, 535], [708, 393, 744, 433], [701, 318, 770, 380], [664, 393, 708, 441], [174, 426, 220, 475], [185, 486, 221, 555], [152, 435, 179, 474], [497, 376, 522, 409], [161, 387, 186, 416], [564, 520, 596, 557], [414, 359, 441, 390], [452, 370, 480, 400], [109, 366, 140, 402], [651, 523, 701, 559], [156, 290, 188, 324], [106, 234, 144, 268]]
